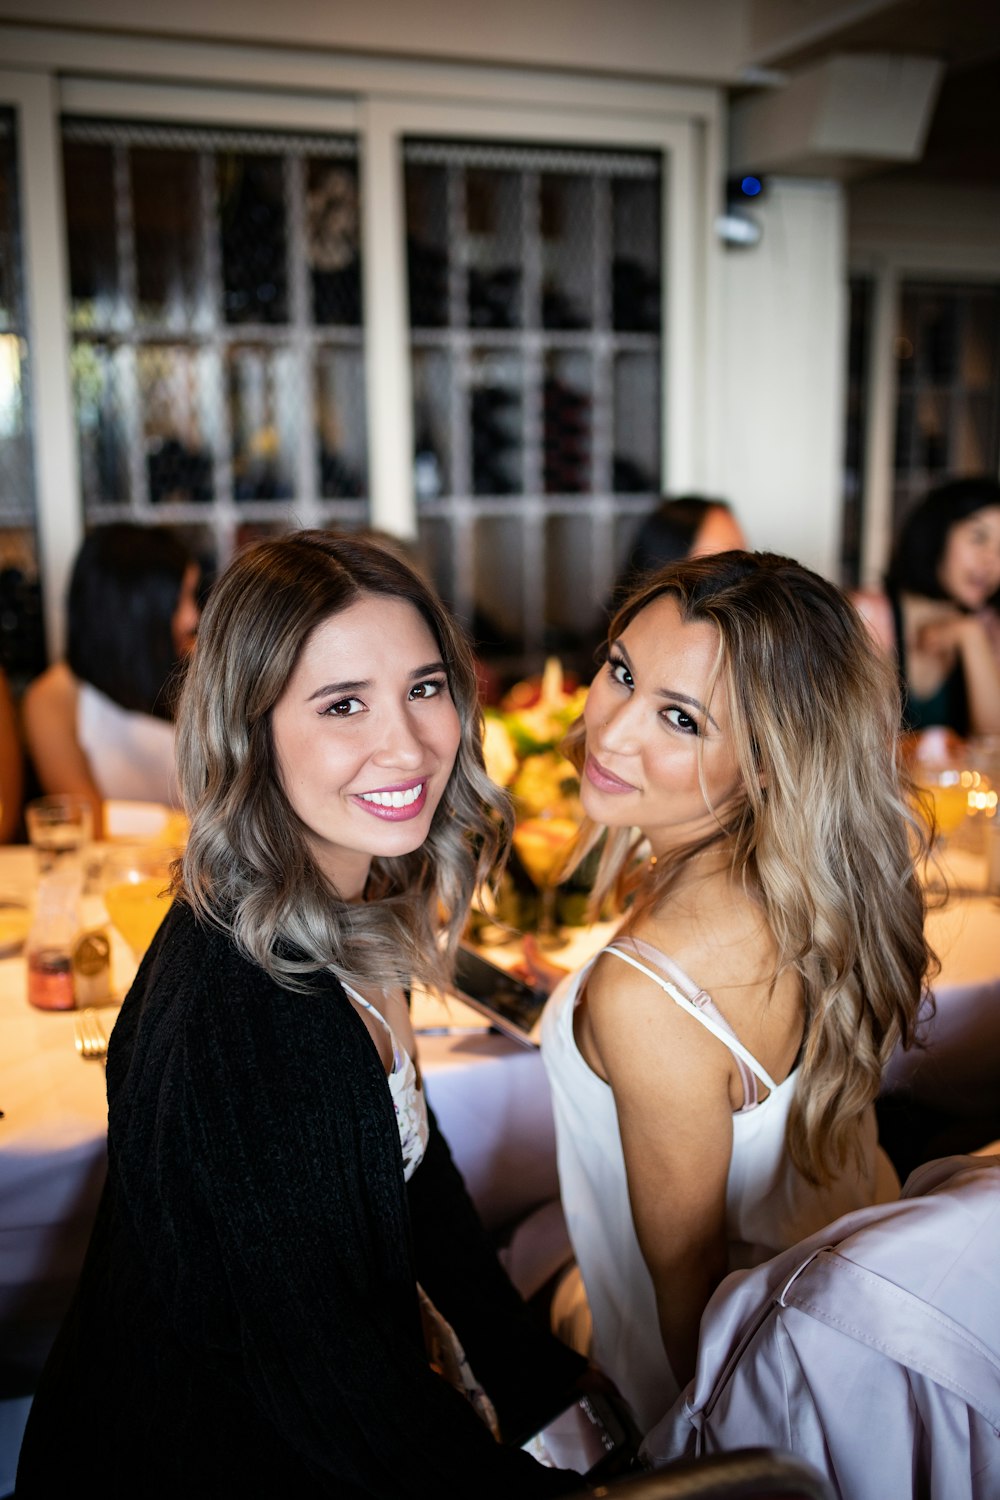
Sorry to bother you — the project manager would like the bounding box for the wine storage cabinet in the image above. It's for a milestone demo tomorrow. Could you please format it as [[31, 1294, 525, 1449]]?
[[61, 118, 369, 574], [404, 139, 664, 683]]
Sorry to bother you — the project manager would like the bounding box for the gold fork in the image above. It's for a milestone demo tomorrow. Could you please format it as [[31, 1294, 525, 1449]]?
[[74, 1007, 108, 1063]]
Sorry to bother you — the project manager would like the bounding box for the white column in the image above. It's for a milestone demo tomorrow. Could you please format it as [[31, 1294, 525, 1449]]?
[[716, 177, 847, 580], [359, 98, 415, 540], [859, 261, 899, 587]]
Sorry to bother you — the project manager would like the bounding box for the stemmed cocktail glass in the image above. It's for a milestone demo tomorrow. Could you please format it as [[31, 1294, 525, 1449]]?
[[511, 815, 579, 950]]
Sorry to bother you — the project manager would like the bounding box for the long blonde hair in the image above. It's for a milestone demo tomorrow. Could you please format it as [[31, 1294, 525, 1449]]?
[[175, 531, 512, 995], [564, 551, 934, 1184]]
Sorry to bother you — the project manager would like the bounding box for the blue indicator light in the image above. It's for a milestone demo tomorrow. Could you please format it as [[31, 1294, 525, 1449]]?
[[741, 176, 762, 197]]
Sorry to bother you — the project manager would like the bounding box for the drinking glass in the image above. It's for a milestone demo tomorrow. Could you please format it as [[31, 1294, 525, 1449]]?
[[920, 767, 970, 841], [101, 843, 179, 966], [25, 795, 94, 875], [511, 815, 579, 949], [912, 759, 974, 873]]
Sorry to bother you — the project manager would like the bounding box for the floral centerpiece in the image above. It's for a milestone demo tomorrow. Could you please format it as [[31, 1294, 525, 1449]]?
[[476, 658, 594, 939]]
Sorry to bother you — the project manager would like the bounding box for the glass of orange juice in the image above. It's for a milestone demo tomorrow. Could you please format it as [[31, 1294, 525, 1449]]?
[[102, 843, 180, 968], [512, 814, 579, 949], [913, 763, 970, 848]]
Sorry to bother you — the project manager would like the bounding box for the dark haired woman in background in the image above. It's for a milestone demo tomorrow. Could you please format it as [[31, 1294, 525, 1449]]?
[[610, 496, 746, 613], [853, 477, 1000, 738], [23, 524, 200, 829]]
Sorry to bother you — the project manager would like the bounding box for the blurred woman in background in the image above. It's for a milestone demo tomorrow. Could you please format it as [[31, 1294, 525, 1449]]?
[[23, 524, 200, 831], [853, 476, 1000, 739], [609, 496, 746, 613]]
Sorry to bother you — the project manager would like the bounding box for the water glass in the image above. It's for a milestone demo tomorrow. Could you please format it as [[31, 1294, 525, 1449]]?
[[25, 795, 94, 875]]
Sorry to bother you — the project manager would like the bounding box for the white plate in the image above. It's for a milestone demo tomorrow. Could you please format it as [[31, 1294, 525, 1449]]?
[[103, 800, 171, 840]]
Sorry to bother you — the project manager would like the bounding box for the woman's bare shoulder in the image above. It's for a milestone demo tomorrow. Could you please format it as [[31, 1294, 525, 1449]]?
[[24, 662, 78, 719], [850, 588, 896, 654], [627, 876, 770, 986], [584, 917, 739, 1099], [22, 664, 103, 813], [587, 881, 754, 1033], [628, 880, 801, 1040]]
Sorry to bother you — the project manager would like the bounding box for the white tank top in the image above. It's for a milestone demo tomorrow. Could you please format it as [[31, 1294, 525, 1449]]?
[[77, 681, 180, 807], [540, 936, 898, 1431]]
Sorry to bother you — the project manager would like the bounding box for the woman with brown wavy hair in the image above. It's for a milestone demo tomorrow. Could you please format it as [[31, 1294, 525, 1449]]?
[[541, 550, 932, 1433], [18, 532, 587, 1498]]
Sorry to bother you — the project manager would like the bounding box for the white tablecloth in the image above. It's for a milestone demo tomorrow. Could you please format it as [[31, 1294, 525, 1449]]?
[[1, 842, 998, 1382], [877, 846, 1000, 1115]]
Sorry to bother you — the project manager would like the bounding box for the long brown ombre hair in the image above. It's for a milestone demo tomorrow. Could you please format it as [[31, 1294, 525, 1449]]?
[[564, 550, 934, 1185], [174, 530, 512, 995]]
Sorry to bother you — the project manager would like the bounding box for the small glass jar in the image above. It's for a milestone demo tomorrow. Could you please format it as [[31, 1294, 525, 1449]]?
[[26, 864, 82, 1011]]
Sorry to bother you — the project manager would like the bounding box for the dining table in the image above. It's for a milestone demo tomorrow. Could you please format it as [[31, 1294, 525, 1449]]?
[[878, 840, 1000, 1161], [1, 830, 999, 1491]]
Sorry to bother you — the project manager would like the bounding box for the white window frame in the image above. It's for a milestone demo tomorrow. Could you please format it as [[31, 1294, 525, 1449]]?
[[360, 95, 706, 540]]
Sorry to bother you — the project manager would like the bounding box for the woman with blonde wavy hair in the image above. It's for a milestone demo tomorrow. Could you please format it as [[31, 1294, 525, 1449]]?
[[540, 549, 932, 1433], [18, 532, 588, 1499]]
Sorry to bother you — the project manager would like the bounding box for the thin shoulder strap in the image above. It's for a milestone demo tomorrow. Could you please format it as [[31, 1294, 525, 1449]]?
[[626, 939, 757, 1108], [625, 936, 713, 1005], [341, 980, 392, 1036], [340, 978, 406, 1078], [604, 943, 779, 1096]]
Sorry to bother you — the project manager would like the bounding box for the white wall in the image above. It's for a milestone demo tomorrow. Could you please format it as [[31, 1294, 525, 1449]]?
[[714, 178, 847, 581], [0, 0, 750, 83]]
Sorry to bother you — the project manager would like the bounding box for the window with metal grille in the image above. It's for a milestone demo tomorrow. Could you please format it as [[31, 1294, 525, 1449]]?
[[894, 281, 1000, 529], [62, 118, 368, 570], [403, 138, 663, 685]]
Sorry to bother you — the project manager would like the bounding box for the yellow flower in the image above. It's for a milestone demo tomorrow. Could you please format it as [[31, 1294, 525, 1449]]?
[[481, 714, 519, 788], [511, 750, 581, 819]]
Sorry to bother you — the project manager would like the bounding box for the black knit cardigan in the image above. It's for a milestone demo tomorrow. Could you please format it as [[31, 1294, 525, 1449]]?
[[16, 901, 585, 1498]]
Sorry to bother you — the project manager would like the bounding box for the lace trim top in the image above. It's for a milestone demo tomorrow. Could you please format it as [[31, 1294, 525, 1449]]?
[[341, 981, 429, 1182], [341, 981, 498, 1436]]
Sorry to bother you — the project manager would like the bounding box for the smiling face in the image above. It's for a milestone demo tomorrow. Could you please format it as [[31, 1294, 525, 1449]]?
[[937, 505, 1000, 610], [270, 594, 462, 897], [583, 594, 744, 856]]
